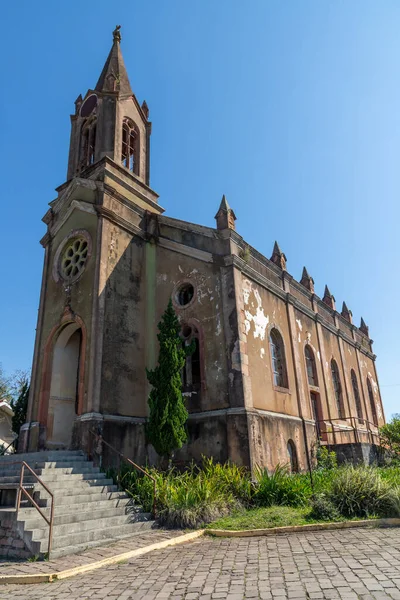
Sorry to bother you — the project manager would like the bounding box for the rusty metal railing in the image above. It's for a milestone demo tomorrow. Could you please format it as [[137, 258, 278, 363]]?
[[89, 431, 157, 518], [315, 416, 381, 447], [4, 461, 55, 558]]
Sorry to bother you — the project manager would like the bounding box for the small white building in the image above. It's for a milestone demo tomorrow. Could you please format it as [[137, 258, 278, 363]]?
[[0, 401, 15, 452]]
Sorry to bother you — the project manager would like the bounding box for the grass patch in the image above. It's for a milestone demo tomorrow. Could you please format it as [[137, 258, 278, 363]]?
[[207, 505, 376, 531]]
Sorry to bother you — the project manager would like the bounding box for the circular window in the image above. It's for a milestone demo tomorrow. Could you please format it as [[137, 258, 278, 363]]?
[[176, 283, 194, 307], [60, 237, 89, 280]]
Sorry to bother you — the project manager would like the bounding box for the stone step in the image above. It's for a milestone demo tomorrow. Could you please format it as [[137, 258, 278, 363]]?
[[33, 479, 116, 495], [37, 490, 124, 507], [48, 527, 156, 559], [0, 463, 99, 476], [21, 496, 131, 516], [20, 503, 142, 529], [48, 519, 154, 552], [0, 451, 86, 463], [31, 511, 151, 541], [0, 471, 107, 485]]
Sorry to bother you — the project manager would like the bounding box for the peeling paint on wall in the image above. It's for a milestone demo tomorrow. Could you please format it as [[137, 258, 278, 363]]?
[[260, 347, 265, 360], [243, 279, 270, 341], [317, 351, 321, 362], [296, 318, 302, 331]]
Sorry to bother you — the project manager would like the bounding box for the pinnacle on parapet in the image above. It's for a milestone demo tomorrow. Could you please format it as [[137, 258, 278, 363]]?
[[270, 241, 287, 270], [300, 266, 315, 293], [215, 195, 236, 230], [341, 301, 353, 324], [322, 285, 336, 311], [360, 317, 369, 336], [141, 100, 149, 119], [95, 25, 133, 96]]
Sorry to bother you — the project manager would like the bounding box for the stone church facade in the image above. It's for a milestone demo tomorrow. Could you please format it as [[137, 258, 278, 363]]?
[[21, 28, 385, 471]]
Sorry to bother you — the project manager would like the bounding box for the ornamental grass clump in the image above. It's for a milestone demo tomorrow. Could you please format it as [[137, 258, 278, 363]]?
[[329, 465, 400, 519], [253, 465, 311, 507]]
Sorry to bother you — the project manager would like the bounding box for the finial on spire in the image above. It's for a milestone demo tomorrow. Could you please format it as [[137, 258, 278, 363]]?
[[215, 195, 236, 230], [322, 285, 336, 311], [360, 317, 369, 337], [300, 267, 314, 293], [113, 25, 122, 43], [270, 241, 287, 270], [341, 301, 353, 324]]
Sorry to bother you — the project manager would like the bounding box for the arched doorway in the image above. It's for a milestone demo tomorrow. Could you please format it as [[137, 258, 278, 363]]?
[[47, 323, 82, 448]]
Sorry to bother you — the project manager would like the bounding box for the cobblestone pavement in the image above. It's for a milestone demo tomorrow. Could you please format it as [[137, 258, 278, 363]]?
[[1, 527, 400, 599], [0, 529, 183, 576]]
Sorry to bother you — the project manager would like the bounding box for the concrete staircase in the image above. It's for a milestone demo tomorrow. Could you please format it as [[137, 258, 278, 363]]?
[[0, 450, 154, 559]]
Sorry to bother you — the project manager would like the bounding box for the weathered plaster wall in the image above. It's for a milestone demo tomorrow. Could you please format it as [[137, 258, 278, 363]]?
[[30, 207, 97, 426]]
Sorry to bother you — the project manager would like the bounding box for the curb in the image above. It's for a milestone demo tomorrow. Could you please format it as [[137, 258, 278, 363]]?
[[206, 517, 400, 537], [0, 530, 205, 585]]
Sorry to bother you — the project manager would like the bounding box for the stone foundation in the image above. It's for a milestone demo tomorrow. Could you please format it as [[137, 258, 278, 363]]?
[[0, 511, 32, 560]]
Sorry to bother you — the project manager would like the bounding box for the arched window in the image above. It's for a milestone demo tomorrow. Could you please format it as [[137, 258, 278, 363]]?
[[287, 440, 298, 473], [331, 360, 345, 419], [80, 118, 97, 169], [351, 370, 363, 422], [367, 378, 378, 426], [181, 325, 201, 390], [305, 345, 318, 387], [269, 329, 288, 388], [121, 118, 139, 175]]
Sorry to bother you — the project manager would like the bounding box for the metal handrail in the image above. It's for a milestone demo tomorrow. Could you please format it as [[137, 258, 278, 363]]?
[[5, 461, 55, 558], [89, 431, 157, 518], [315, 416, 381, 446]]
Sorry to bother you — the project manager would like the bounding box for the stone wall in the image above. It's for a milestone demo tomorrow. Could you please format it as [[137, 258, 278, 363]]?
[[0, 512, 31, 559]]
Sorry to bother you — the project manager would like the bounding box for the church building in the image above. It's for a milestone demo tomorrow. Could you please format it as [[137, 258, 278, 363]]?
[[21, 28, 385, 471]]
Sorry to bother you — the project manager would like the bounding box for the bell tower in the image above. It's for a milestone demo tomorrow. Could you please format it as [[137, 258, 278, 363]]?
[[67, 25, 151, 185]]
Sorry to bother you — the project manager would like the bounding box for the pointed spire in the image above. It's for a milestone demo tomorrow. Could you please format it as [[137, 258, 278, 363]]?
[[270, 241, 287, 270], [74, 94, 83, 115], [341, 301, 353, 324], [95, 26, 133, 96], [300, 267, 314, 293], [322, 285, 336, 311], [215, 194, 236, 230], [360, 317, 369, 336], [141, 100, 149, 119]]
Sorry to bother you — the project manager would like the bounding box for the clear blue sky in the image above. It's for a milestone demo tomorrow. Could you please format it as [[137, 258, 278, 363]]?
[[0, 1, 399, 418]]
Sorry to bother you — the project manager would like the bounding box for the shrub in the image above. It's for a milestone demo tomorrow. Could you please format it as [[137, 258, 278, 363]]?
[[253, 465, 311, 507], [329, 465, 400, 518], [310, 493, 341, 521], [315, 446, 338, 471]]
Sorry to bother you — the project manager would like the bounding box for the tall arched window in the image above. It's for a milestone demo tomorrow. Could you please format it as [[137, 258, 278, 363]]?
[[305, 345, 318, 387], [331, 360, 345, 419], [80, 118, 97, 169], [121, 118, 139, 175], [351, 370, 363, 422], [181, 324, 201, 390], [287, 440, 298, 473], [367, 378, 378, 426], [269, 328, 288, 388]]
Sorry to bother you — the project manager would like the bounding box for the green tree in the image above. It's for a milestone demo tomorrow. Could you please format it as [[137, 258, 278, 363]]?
[[380, 414, 400, 458], [146, 300, 194, 463]]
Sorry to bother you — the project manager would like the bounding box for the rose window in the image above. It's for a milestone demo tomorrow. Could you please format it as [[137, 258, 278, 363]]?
[[60, 238, 89, 280]]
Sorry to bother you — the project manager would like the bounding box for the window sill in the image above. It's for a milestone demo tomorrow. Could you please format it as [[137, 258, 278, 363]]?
[[273, 386, 291, 395]]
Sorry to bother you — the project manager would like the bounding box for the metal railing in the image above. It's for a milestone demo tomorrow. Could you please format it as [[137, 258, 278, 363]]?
[[315, 416, 381, 447], [4, 461, 55, 558], [89, 430, 157, 518]]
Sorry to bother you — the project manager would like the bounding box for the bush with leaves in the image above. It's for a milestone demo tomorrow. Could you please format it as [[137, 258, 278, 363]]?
[[11, 377, 29, 437], [380, 414, 400, 461], [253, 465, 311, 508], [310, 493, 341, 521], [329, 465, 400, 518], [315, 445, 338, 471]]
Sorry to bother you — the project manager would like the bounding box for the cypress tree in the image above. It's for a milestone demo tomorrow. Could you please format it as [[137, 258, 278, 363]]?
[[146, 300, 193, 461], [11, 378, 29, 438]]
